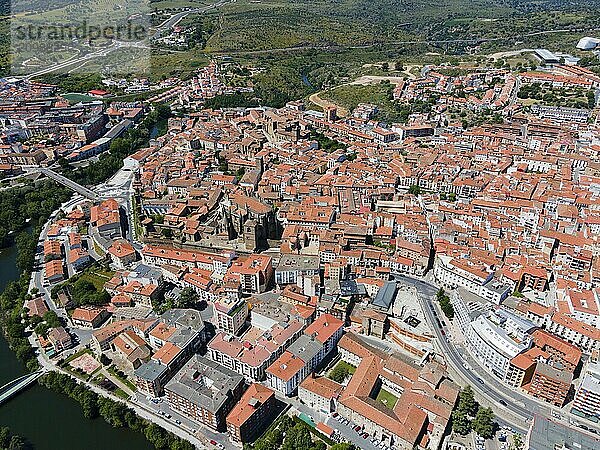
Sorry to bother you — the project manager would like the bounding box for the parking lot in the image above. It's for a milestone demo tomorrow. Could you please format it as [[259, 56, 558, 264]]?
[[325, 412, 390, 450]]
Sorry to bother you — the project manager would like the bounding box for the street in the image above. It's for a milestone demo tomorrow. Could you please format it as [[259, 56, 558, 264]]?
[[394, 273, 600, 437]]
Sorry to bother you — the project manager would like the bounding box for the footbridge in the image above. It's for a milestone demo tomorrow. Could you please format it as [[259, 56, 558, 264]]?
[[25, 167, 100, 201], [0, 370, 45, 406]]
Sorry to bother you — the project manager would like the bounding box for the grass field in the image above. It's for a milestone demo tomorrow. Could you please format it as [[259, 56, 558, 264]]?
[[108, 366, 137, 392], [335, 360, 356, 375], [76, 265, 115, 291], [320, 82, 410, 123], [376, 388, 399, 409]]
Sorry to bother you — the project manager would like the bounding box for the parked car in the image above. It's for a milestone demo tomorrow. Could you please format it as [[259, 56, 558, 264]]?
[[353, 425, 361, 432]]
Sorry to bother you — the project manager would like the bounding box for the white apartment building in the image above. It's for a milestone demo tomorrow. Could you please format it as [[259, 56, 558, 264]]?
[[466, 310, 535, 379], [572, 362, 600, 421], [213, 296, 248, 336], [434, 254, 512, 304]]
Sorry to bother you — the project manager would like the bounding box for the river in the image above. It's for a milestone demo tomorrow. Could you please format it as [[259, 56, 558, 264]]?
[[0, 241, 151, 449]]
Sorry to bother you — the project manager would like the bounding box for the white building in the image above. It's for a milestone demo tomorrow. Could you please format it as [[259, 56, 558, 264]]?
[[434, 255, 512, 304], [274, 254, 320, 286], [298, 375, 342, 414], [572, 362, 600, 421], [577, 37, 600, 50], [466, 309, 535, 379], [213, 296, 248, 336]]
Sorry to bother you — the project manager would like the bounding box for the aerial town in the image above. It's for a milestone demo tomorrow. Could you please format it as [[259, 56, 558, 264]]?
[[1, 42, 600, 450]]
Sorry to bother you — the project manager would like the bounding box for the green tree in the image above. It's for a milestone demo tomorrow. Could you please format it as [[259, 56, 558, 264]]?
[[15, 232, 36, 273], [458, 386, 479, 417], [43, 310, 61, 328], [511, 433, 523, 450], [473, 407, 496, 439], [329, 365, 349, 383], [451, 409, 472, 435], [145, 423, 170, 449], [452, 385, 480, 435], [99, 396, 128, 427], [283, 423, 313, 450], [70, 278, 110, 307], [7, 434, 26, 450], [436, 288, 455, 319], [331, 444, 356, 450], [236, 167, 246, 182], [0, 427, 10, 448], [177, 287, 199, 308], [311, 442, 327, 450], [34, 322, 50, 338], [81, 390, 100, 419], [408, 185, 421, 196]]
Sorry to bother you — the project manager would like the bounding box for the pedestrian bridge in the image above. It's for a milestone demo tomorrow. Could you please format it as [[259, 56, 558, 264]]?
[[24, 167, 100, 201], [0, 370, 45, 406]]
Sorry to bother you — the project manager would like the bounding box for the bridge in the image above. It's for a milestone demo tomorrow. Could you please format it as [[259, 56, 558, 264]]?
[[25, 167, 100, 201], [0, 370, 45, 406]]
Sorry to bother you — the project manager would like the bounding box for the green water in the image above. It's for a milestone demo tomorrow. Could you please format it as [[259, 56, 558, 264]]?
[[0, 241, 151, 449]]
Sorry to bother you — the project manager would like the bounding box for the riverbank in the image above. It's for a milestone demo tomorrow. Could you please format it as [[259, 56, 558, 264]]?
[[0, 233, 151, 450], [0, 105, 195, 449]]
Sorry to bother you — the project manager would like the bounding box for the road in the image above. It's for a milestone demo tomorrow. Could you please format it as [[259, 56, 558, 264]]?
[[134, 392, 236, 450], [151, 0, 231, 40], [394, 274, 532, 433], [22, 41, 149, 80], [33, 346, 210, 449], [395, 274, 600, 437], [205, 26, 600, 57], [17, 1, 230, 80]]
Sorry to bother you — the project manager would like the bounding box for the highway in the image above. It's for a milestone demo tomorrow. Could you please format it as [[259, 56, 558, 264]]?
[[16, 1, 230, 80], [21, 41, 148, 80]]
